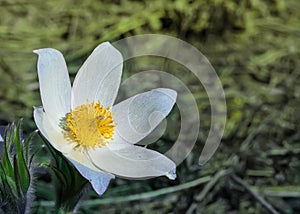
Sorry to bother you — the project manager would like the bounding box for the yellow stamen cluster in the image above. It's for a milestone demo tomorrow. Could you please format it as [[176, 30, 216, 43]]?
[[63, 101, 115, 148]]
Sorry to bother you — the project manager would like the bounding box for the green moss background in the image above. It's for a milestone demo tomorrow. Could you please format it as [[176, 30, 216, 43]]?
[[0, 0, 299, 213]]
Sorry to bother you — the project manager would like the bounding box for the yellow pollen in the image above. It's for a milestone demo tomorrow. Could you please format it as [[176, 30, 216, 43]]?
[[63, 101, 115, 148]]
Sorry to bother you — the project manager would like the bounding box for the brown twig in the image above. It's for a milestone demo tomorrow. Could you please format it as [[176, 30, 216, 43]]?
[[231, 174, 279, 214]]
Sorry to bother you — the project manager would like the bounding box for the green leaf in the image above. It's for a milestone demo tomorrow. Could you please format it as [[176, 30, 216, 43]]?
[[14, 121, 30, 195], [0, 163, 16, 199], [13, 155, 24, 197], [29, 145, 42, 168], [40, 162, 68, 187], [2, 127, 14, 179], [23, 129, 38, 163]]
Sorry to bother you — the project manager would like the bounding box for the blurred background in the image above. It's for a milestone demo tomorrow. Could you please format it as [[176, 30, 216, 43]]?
[[0, 0, 299, 213]]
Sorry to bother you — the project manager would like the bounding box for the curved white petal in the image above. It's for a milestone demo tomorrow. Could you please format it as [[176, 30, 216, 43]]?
[[112, 88, 177, 144], [33, 107, 73, 154], [137, 118, 167, 146], [72, 42, 123, 108], [33, 48, 71, 127], [68, 157, 114, 195], [88, 132, 176, 179]]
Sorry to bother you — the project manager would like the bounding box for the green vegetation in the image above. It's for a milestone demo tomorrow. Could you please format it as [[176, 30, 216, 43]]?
[[0, 122, 36, 213], [0, 0, 299, 213]]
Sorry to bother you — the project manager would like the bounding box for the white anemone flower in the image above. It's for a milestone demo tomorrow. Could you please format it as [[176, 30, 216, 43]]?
[[33, 42, 177, 195]]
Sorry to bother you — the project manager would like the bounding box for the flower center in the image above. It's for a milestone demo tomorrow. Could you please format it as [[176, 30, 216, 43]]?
[[62, 101, 115, 148]]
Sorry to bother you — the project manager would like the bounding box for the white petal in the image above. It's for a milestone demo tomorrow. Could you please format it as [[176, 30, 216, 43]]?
[[33, 48, 71, 127], [137, 118, 167, 146], [88, 132, 176, 179], [65, 149, 115, 195], [72, 42, 123, 108], [112, 88, 177, 144], [68, 158, 114, 195], [33, 107, 73, 154]]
